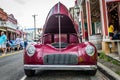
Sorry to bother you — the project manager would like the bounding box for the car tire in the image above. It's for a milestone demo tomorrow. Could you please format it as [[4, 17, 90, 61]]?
[[24, 69, 35, 77], [88, 69, 97, 76]]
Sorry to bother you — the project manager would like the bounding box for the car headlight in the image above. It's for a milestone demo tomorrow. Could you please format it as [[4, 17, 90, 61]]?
[[27, 45, 36, 56], [85, 45, 95, 56]]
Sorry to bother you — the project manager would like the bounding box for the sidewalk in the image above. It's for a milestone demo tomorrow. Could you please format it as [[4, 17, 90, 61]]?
[[98, 50, 120, 79], [98, 50, 120, 62], [97, 62, 120, 80], [107, 53, 120, 62]]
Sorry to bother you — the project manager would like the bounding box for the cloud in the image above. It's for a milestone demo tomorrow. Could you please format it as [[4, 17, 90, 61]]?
[[13, 0, 27, 5]]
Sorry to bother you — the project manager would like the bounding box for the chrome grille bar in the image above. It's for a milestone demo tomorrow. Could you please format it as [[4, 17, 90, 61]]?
[[43, 54, 78, 65]]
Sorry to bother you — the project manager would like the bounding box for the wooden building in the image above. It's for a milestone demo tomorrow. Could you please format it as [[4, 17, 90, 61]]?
[[0, 8, 21, 40], [76, 0, 120, 58], [6, 14, 18, 40], [0, 8, 8, 33]]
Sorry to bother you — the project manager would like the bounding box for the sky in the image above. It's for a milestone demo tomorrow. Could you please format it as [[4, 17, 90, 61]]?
[[0, 0, 75, 29]]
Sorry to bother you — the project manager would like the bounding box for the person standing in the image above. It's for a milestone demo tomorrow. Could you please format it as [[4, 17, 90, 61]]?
[[113, 30, 119, 40], [108, 23, 114, 40], [0, 32, 7, 55], [6, 39, 11, 52], [15, 35, 21, 50], [24, 38, 28, 48], [85, 29, 88, 41]]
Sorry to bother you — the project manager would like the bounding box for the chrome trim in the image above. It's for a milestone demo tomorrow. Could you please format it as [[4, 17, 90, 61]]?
[[58, 2, 60, 13], [26, 45, 36, 57], [43, 54, 78, 65], [24, 65, 97, 70]]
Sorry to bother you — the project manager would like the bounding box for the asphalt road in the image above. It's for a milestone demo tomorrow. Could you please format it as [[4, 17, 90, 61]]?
[[0, 51, 24, 80], [0, 51, 109, 80], [24, 70, 109, 80]]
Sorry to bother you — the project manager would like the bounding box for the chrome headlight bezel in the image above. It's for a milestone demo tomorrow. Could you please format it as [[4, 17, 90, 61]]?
[[85, 45, 95, 56], [26, 45, 36, 56]]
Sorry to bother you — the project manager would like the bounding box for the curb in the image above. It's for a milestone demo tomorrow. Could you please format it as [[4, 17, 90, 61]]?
[[0, 50, 23, 58], [107, 54, 120, 63], [98, 62, 120, 80]]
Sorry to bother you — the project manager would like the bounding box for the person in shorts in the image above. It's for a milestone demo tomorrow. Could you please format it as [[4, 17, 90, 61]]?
[[15, 35, 21, 50], [0, 32, 7, 55], [6, 39, 11, 52]]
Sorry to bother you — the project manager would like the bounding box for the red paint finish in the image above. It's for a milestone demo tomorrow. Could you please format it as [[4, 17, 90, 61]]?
[[43, 2, 78, 35], [54, 34, 67, 43], [24, 2, 97, 66], [86, 1, 92, 35], [78, 42, 97, 65], [24, 44, 43, 64], [24, 42, 97, 65], [103, 0, 108, 36], [81, 11, 85, 39]]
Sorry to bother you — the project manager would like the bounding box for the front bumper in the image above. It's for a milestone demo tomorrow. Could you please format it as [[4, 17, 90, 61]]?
[[24, 65, 97, 70]]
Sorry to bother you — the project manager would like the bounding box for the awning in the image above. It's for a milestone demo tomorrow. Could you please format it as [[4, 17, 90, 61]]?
[[22, 32, 26, 35], [0, 28, 6, 31], [7, 28, 16, 33], [16, 30, 22, 35], [16, 30, 26, 35]]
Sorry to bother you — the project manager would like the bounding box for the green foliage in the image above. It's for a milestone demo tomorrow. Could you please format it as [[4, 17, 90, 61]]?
[[105, 57, 111, 62], [116, 71, 120, 75], [99, 51, 120, 66], [99, 51, 120, 75], [99, 52, 106, 59], [111, 60, 120, 66]]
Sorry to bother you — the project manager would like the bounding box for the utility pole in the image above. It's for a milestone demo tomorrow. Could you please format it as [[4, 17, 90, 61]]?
[[32, 14, 37, 40]]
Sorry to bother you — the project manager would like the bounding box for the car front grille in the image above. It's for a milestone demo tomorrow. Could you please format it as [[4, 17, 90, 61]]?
[[43, 54, 78, 65]]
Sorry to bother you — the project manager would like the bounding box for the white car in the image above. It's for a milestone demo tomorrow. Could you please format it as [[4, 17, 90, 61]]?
[[27, 40, 36, 45]]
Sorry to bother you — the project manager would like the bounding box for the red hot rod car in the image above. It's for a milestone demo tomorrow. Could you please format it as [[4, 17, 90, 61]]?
[[24, 2, 97, 77]]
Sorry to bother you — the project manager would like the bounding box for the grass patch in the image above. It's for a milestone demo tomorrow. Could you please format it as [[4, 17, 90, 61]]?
[[116, 71, 120, 75], [98, 52, 120, 66], [98, 52, 120, 75], [99, 52, 106, 59], [111, 60, 120, 66]]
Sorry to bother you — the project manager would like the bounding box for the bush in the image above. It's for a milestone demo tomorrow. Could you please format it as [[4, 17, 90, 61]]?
[[99, 52, 106, 59]]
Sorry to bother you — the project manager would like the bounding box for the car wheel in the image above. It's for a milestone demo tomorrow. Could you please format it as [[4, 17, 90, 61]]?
[[24, 69, 35, 77], [88, 69, 97, 76]]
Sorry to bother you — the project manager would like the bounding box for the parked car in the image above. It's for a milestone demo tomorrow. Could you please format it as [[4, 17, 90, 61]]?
[[24, 2, 97, 77], [9, 40, 17, 50], [27, 39, 36, 45], [20, 39, 24, 50]]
